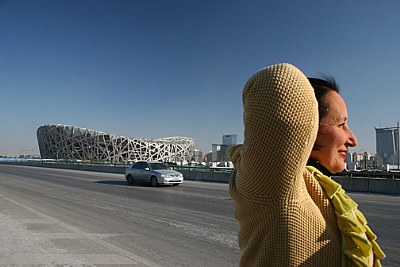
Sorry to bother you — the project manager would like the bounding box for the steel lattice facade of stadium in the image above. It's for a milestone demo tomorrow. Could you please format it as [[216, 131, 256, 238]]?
[[37, 124, 195, 162]]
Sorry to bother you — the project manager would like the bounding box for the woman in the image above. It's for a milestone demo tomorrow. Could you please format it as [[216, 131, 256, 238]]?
[[307, 77, 357, 175], [227, 63, 385, 266]]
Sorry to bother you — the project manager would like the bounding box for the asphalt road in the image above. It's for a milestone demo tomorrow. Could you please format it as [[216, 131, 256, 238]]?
[[0, 165, 398, 266]]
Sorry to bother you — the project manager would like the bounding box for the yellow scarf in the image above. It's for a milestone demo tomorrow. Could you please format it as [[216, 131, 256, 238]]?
[[306, 166, 385, 267]]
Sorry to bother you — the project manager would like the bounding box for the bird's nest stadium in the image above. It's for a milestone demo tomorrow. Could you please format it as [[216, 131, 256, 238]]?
[[37, 124, 195, 163]]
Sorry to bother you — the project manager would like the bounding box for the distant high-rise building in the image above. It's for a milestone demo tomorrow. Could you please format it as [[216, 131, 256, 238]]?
[[222, 134, 237, 146], [212, 144, 221, 162], [375, 125, 400, 165]]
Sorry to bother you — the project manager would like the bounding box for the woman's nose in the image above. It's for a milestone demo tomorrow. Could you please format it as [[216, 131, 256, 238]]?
[[347, 128, 358, 147]]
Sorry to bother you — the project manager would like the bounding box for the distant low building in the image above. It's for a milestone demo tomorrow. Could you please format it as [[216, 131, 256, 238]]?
[[211, 134, 237, 162], [193, 149, 204, 162], [204, 151, 212, 163]]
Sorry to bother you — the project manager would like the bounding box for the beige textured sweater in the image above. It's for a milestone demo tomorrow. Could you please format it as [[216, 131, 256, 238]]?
[[228, 63, 342, 266]]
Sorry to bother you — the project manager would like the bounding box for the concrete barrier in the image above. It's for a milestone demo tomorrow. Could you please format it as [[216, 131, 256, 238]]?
[[366, 178, 400, 195], [333, 177, 370, 193], [178, 169, 230, 183], [333, 176, 400, 195]]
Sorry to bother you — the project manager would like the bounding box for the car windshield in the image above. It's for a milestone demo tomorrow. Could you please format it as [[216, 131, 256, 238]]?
[[149, 163, 168, 170]]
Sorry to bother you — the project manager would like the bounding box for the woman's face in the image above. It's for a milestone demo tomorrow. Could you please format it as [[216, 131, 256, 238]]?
[[310, 91, 358, 174]]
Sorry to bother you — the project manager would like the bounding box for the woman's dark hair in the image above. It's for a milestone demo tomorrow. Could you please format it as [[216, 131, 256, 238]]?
[[308, 76, 340, 152], [307, 76, 340, 122]]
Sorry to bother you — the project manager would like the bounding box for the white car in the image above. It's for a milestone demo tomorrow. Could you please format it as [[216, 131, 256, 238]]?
[[125, 161, 183, 187]]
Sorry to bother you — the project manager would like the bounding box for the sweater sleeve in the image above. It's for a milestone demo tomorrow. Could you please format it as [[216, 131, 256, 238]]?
[[228, 63, 344, 267], [229, 63, 318, 199]]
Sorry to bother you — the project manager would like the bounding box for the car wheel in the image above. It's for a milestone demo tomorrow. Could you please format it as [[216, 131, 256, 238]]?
[[150, 176, 159, 187], [126, 174, 134, 185]]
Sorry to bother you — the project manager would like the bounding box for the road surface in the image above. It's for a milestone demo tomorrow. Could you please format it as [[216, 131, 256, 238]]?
[[0, 165, 398, 266]]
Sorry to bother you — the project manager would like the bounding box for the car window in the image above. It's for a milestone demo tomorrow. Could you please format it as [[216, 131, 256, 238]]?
[[143, 162, 150, 170], [149, 163, 168, 170], [132, 162, 145, 169]]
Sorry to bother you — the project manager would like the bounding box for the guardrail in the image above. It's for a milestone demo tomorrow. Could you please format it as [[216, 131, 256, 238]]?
[[1, 159, 399, 194], [0, 158, 234, 173]]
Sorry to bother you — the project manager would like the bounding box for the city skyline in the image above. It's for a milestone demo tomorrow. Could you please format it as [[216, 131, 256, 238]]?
[[1, 1, 400, 156]]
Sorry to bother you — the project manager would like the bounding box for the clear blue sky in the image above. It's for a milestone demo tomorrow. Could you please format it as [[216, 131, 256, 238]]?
[[1, 0, 399, 157]]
